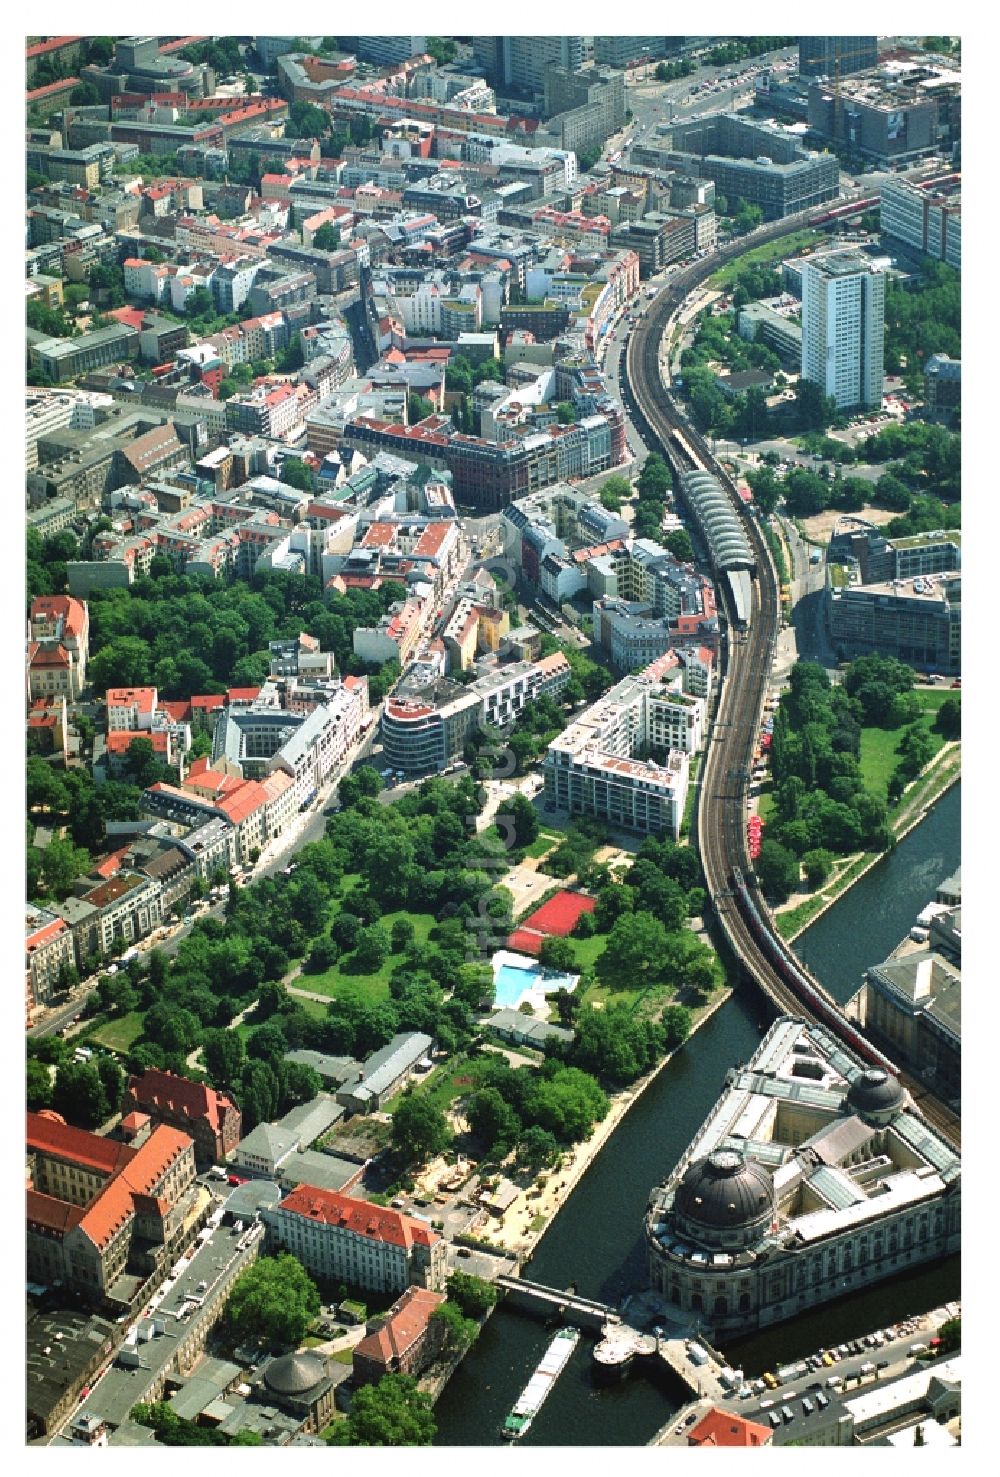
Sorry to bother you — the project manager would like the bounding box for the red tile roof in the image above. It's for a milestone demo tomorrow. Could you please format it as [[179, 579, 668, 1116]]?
[[215, 780, 270, 827], [26, 1188, 85, 1236], [227, 687, 261, 703], [688, 1410, 772, 1447], [26, 36, 83, 59], [160, 699, 193, 724], [353, 1285, 445, 1368], [92, 845, 131, 880], [26, 917, 69, 951], [127, 1068, 236, 1135], [105, 730, 170, 755], [106, 686, 157, 714], [278, 1185, 441, 1249], [27, 1113, 134, 1177], [78, 1125, 192, 1249], [26, 76, 79, 102], [29, 645, 70, 669]]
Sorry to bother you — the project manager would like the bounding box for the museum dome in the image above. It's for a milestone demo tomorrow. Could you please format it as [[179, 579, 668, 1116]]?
[[674, 1148, 775, 1232], [845, 1068, 907, 1120], [264, 1351, 326, 1397]]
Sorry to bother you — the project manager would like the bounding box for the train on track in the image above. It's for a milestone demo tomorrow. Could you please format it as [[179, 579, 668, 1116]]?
[[729, 869, 903, 1077]]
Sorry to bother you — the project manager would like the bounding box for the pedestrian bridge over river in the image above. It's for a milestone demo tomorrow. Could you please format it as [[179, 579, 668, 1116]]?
[[494, 1275, 621, 1331]]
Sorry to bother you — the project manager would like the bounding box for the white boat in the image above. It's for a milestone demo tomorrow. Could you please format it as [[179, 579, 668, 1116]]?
[[502, 1327, 580, 1439]]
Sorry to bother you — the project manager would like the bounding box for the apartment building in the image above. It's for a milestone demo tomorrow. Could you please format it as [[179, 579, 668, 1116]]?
[[26, 906, 77, 1015], [801, 251, 886, 411], [28, 595, 90, 701], [263, 1185, 447, 1295], [543, 656, 705, 838], [352, 598, 428, 668], [53, 871, 164, 962], [382, 652, 570, 774], [472, 36, 585, 95]]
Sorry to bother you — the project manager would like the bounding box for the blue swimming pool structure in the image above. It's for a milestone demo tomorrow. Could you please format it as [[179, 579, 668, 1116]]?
[[491, 950, 579, 1011]]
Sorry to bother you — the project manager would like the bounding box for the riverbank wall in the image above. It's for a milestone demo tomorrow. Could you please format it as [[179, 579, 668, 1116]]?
[[502, 986, 733, 1266]]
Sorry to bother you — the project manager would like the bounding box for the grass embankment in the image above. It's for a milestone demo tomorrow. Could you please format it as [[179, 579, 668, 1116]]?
[[708, 229, 821, 288]]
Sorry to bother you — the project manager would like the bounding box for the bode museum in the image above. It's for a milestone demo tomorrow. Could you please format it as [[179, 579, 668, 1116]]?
[[645, 1017, 960, 1335]]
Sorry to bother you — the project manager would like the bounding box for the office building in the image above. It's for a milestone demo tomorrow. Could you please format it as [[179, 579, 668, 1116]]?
[[828, 572, 961, 674], [798, 37, 879, 78], [806, 63, 960, 167], [924, 355, 961, 424], [345, 37, 427, 66], [645, 1017, 961, 1334], [801, 251, 885, 410], [263, 1185, 447, 1294], [473, 36, 585, 95], [594, 38, 675, 67], [880, 172, 961, 269]]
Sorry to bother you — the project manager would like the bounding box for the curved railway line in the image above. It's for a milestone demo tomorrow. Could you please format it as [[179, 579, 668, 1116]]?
[[623, 209, 960, 1151]]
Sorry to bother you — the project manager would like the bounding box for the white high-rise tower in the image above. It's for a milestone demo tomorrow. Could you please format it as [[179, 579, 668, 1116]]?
[[801, 251, 886, 410]]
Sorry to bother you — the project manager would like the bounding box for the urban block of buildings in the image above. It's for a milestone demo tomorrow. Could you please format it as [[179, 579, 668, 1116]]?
[[543, 647, 714, 838], [27, 1110, 201, 1311]]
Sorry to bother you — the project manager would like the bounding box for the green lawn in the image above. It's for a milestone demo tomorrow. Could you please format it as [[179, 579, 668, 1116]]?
[[569, 931, 608, 972], [300, 909, 437, 1002], [859, 695, 955, 801], [524, 831, 561, 859], [911, 688, 961, 715], [388, 1053, 477, 1116], [89, 1011, 145, 1053], [294, 995, 329, 1021], [858, 726, 907, 801]]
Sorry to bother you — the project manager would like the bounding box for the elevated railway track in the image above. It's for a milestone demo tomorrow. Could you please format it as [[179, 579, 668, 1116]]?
[[624, 208, 960, 1151]]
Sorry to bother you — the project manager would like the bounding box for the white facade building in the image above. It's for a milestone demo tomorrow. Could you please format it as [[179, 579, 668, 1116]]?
[[801, 251, 885, 410], [543, 655, 704, 838], [263, 1185, 447, 1294]]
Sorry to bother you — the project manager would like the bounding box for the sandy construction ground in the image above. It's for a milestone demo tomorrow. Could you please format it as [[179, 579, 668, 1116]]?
[[800, 503, 900, 545]]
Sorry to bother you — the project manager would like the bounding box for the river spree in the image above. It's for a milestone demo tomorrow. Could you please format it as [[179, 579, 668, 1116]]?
[[793, 780, 960, 1005], [434, 784, 960, 1446]]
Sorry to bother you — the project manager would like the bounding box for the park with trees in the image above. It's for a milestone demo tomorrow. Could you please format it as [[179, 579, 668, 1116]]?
[[759, 658, 960, 902]]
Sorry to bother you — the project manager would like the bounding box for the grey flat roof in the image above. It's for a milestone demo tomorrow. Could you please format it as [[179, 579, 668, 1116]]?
[[357, 1032, 433, 1097], [278, 1150, 362, 1193]]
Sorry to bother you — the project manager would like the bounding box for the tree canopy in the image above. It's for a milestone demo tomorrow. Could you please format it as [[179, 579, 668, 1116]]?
[[327, 1373, 436, 1446], [224, 1252, 320, 1347]]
